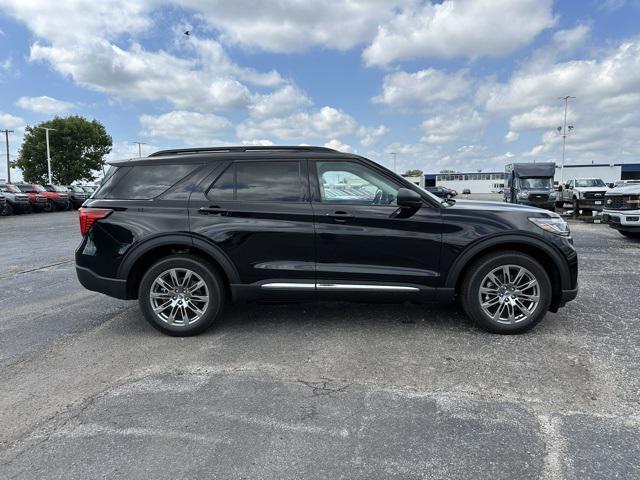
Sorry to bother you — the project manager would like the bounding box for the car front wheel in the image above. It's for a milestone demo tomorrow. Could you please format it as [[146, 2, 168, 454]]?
[[138, 254, 225, 336], [460, 251, 552, 334]]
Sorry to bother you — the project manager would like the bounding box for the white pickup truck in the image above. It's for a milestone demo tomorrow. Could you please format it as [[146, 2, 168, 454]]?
[[603, 184, 640, 238], [557, 178, 609, 213]]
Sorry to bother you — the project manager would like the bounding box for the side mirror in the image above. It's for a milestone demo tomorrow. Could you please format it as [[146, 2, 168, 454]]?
[[607, 183, 614, 189], [397, 188, 423, 209], [557, 185, 563, 191], [566, 184, 573, 189]]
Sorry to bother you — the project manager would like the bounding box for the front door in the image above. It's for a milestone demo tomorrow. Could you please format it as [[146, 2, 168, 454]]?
[[189, 159, 315, 289], [310, 159, 442, 294]]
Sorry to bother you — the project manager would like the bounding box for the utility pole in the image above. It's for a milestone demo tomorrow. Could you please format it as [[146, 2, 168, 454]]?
[[390, 152, 397, 172], [38, 127, 56, 184], [1, 129, 13, 183], [557, 96, 575, 184], [132, 141, 147, 158]]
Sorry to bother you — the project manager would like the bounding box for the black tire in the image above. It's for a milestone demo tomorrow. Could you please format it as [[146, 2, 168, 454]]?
[[620, 231, 640, 239], [43, 200, 56, 212], [138, 254, 226, 336], [572, 198, 579, 217], [460, 251, 552, 334], [1, 202, 12, 216]]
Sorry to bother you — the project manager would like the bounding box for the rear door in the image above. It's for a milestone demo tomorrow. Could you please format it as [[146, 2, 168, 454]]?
[[189, 159, 315, 288], [310, 159, 442, 293]]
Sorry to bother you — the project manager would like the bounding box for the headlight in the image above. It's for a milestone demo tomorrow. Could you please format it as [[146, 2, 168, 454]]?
[[549, 191, 557, 199], [518, 190, 529, 199], [529, 217, 570, 236]]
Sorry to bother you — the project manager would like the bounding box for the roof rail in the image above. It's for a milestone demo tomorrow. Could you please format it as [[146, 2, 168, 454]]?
[[148, 146, 338, 157]]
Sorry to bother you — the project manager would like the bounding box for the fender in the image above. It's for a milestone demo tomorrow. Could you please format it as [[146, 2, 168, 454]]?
[[444, 233, 573, 290], [117, 232, 240, 284]]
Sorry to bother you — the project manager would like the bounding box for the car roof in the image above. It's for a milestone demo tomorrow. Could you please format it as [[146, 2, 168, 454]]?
[[108, 146, 363, 166]]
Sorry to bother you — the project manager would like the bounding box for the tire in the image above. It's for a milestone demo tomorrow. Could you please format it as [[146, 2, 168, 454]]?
[[620, 231, 640, 239], [1, 202, 12, 216], [572, 198, 579, 217], [43, 200, 56, 212], [460, 251, 552, 334], [138, 254, 226, 336]]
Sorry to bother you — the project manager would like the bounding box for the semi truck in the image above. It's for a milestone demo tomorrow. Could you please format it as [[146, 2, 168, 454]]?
[[504, 162, 556, 211]]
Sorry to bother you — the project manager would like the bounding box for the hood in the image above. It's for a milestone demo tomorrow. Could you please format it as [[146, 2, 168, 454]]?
[[447, 199, 557, 216], [606, 184, 640, 195]]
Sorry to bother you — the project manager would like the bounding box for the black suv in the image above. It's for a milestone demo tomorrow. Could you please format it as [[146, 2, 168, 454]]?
[[76, 146, 578, 336]]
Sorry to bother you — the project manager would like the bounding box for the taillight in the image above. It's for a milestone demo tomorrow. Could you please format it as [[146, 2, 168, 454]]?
[[78, 208, 112, 236]]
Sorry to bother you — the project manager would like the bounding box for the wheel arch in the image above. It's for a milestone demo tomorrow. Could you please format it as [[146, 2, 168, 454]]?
[[446, 234, 571, 311], [118, 233, 240, 299]]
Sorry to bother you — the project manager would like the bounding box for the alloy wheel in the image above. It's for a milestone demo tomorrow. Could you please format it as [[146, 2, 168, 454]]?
[[478, 265, 540, 325], [149, 268, 210, 326]]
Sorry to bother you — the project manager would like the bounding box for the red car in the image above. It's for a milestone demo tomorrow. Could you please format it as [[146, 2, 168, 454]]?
[[16, 183, 70, 212], [12, 184, 48, 212]]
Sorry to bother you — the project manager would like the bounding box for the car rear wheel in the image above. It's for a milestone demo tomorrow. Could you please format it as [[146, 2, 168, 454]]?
[[460, 251, 552, 334], [139, 254, 226, 336]]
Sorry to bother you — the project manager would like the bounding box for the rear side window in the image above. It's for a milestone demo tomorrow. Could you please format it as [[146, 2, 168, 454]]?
[[208, 161, 302, 202], [95, 164, 198, 199]]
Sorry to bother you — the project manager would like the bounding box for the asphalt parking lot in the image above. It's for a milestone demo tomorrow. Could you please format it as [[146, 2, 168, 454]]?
[[1, 207, 639, 479]]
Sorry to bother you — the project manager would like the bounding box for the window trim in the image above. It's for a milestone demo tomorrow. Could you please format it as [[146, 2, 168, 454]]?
[[205, 159, 309, 204]]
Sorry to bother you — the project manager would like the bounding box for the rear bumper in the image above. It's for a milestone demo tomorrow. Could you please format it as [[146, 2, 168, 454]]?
[[76, 266, 128, 300]]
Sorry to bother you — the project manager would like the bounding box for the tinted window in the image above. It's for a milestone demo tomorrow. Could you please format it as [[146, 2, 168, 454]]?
[[208, 164, 235, 201], [95, 164, 198, 199], [315, 161, 399, 205], [208, 161, 302, 202]]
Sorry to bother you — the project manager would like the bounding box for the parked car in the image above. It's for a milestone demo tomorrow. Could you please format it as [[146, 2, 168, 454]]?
[[0, 183, 31, 215], [424, 186, 455, 199], [558, 178, 609, 213], [602, 184, 640, 239], [79, 185, 97, 194], [612, 180, 640, 189], [16, 183, 66, 212], [66, 185, 89, 208], [18, 187, 48, 213], [0, 194, 6, 216], [44, 184, 73, 210], [504, 163, 556, 211], [76, 146, 578, 336]]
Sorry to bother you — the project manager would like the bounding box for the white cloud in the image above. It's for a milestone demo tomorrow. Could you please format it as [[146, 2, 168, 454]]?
[[373, 69, 470, 107], [181, 0, 403, 53], [551, 25, 591, 53], [237, 106, 356, 141], [0, 112, 25, 130], [16, 95, 76, 114], [357, 125, 389, 147], [324, 139, 352, 152], [140, 110, 231, 145], [504, 131, 519, 143], [363, 0, 555, 66], [508, 105, 571, 131], [420, 107, 486, 143], [249, 85, 312, 120]]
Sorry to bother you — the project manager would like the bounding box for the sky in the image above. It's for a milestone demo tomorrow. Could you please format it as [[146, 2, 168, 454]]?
[[1, 0, 640, 180]]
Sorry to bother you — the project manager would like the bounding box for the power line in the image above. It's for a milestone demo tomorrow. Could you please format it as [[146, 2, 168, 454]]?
[[1, 130, 14, 183]]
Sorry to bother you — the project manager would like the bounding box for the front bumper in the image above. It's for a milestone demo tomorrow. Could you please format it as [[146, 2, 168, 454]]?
[[577, 199, 605, 210], [603, 209, 640, 231]]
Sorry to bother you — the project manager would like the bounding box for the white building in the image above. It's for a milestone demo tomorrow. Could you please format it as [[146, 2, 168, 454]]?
[[424, 163, 640, 194]]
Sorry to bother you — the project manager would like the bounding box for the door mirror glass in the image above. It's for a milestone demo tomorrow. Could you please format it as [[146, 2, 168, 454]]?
[[397, 188, 422, 209]]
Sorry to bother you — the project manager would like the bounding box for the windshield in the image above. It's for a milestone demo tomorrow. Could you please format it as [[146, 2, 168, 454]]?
[[575, 179, 606, 187], [1, 184, 22, 193], [52, 185, 69, 192], [519, 177, 552, 189]]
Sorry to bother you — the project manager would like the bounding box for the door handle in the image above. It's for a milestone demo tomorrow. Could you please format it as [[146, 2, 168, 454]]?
[[198, 206, 228, 215], [326, 211, 354, 222]]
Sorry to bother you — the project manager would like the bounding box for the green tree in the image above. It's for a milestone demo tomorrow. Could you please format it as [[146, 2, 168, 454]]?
[[403, 169, 423, 177], [17, 116, 112, 184]]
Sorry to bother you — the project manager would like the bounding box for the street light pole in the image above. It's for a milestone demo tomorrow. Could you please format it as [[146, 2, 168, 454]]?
[[132, 141, 147, 158], [390, 152, 397, 172], [558, 96, 575, 184], [1, 129, 13, 183], [39, 127, 57, 184]]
